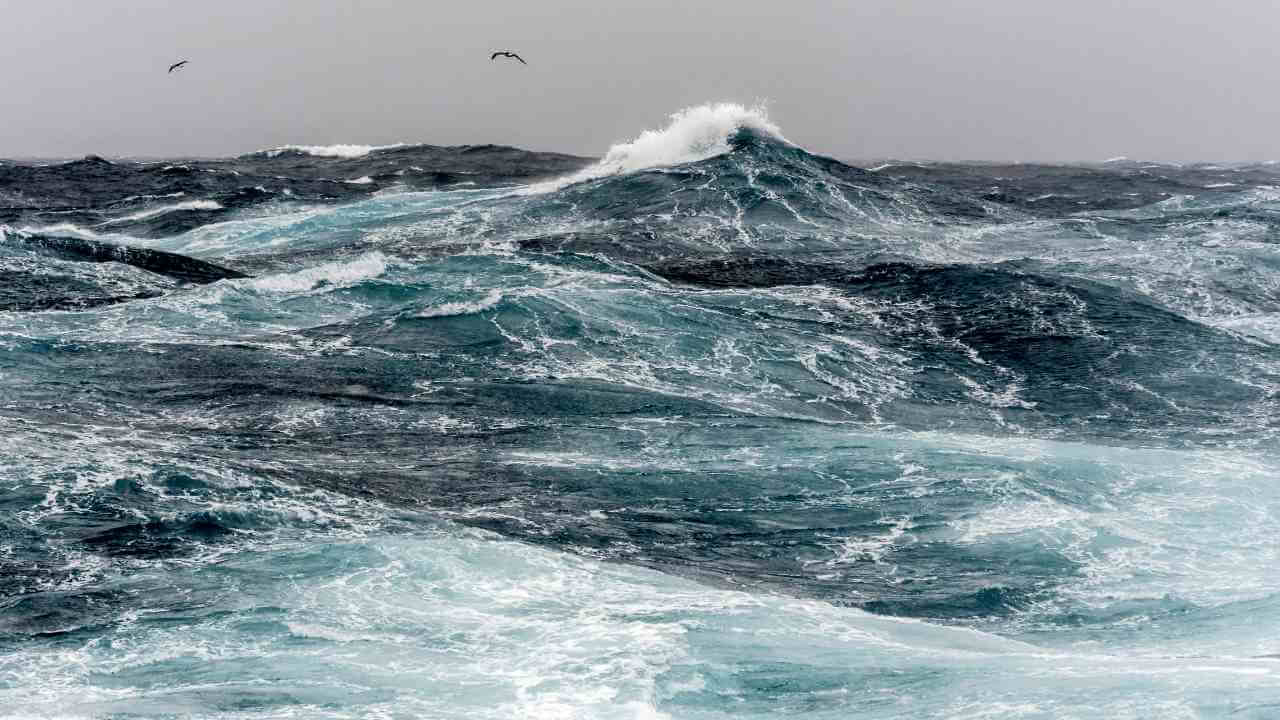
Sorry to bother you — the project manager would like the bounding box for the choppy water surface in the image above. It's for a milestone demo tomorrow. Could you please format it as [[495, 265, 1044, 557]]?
[[3, 104, 1280, 718]]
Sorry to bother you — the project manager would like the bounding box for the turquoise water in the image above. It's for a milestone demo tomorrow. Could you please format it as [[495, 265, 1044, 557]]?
[[3, 105, 1280, 718]]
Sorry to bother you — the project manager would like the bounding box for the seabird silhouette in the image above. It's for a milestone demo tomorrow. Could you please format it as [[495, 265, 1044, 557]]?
[[490, 51, 527, 65], [168, 60, 189, 73]]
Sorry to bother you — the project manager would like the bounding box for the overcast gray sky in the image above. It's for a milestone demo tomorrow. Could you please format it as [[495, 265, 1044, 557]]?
[[2, 0, 1277, 161]]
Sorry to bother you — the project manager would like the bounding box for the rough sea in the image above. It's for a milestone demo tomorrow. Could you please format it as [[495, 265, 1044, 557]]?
[[3, 104, 1279, 719]]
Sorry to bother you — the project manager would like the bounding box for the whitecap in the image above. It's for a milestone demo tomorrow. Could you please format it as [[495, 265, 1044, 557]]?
[[263, 143, 405, 159], [6, 222, 105, 239], [104, 200, 223, 224], [417, 289, 504, 318], [115, 192, 185, 204], [245, 252, 388, 293], [534, 102, 788, 191]]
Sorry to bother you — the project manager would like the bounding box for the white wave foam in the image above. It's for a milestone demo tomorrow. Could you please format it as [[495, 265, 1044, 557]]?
[[263, 143, 405, 159], [117, 192, 185, 204], [246, 252, 388, 293], [541, 103, 787, 190], [4, 222, 177, 253], [817, 516, 915, 566], [866, 161, 929, 172], [5, 222, 104, 240], [417, 289, 504, 318], [105, 200, 223, 224], [1212, 313, 1280, 345], [345, 176, 374, 185]]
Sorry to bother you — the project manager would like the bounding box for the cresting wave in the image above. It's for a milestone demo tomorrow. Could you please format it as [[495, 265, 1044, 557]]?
[[582, 102, 785, 176], [533, 102, 788, 192], [261, 143, 408, 158], [105, 199, 224, 223], [3, 103, 1280, 718]]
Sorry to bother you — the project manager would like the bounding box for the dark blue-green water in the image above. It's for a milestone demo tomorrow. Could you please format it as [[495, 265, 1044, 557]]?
[[3, 104, 1280, 718]]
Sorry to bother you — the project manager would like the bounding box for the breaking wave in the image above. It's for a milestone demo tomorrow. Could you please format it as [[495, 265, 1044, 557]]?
[[546, 102, 787, 188], [105, 199, 224, 223], [261, 143, 407, 158]]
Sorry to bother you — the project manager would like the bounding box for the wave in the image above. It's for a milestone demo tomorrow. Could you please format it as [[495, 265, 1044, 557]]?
[[114, 192, 186, 204], [244, 251, 388, 293], [416, 289, 504, 318], [2, 222, 110, 240], [260, 143, 407, 159], [0, 228, 246, 310], [104, 199, 224, 224], [543, 102, 787, 189]]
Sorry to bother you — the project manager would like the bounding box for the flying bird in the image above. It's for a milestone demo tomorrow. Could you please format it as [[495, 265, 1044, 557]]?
[[490, 51, 527, 65], [168, 60, 189, 73]]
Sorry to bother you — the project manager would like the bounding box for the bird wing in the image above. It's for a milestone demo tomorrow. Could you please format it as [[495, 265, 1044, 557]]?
[[168, 61, 187, 72], [513, 54, 527, 64], [490, 52, 501, 60]]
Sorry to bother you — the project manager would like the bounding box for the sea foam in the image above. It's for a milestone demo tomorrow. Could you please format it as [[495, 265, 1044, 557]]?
[[417, 289, 504, 318], [106, 200, 224, 223], [246, 252, 388, 293], [263, 144, 405, 159], [539, 103, 788, 190]]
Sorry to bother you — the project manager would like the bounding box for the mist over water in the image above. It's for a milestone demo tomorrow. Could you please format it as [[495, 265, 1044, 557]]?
[[3, 104, 1280, 718]]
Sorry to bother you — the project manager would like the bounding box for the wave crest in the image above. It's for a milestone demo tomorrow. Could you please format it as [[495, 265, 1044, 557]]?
[[550, 103, 787, 188], [246, 252, 388, 293], [260, 144, 406, 159], [107, 200, 224, 224], [417, 290, 504, 318]]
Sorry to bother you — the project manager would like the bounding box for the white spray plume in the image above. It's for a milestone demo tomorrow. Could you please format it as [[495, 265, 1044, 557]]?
[[535, 103, 787, 191]]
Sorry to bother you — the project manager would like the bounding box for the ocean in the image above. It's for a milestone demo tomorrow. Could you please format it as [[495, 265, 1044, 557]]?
[[2, 103, 1279, 718]]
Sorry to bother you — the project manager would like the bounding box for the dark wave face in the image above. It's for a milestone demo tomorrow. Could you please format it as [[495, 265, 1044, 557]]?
[[3, 105, 1280, 718]]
